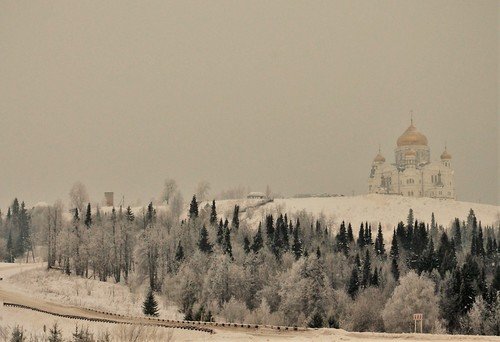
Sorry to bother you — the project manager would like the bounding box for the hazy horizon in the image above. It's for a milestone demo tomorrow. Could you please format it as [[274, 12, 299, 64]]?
[[1, 1, 498, 209]]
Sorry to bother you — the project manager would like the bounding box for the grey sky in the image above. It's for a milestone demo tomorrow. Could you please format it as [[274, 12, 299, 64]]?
[[0, 1, 498, 209]]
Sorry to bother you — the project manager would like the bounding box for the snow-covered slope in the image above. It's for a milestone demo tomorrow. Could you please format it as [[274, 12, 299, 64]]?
[[209, 194, 499, 234]]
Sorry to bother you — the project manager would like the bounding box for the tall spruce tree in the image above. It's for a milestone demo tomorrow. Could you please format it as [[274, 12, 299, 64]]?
[[389, 229, 399, 259], [251, 224, 264, 253], [347, 266, 360, 299], [189, 195, 198, 219], [391, 258, 400, 282], [142, 288, 159, 317], [292, 224, 303, 260], [210, 200, 217, 225], [84, 203, 92, 228], [231, 205, 240, 230], [357, 223, 365, 248], [361, 249, 372, 288], [216, 219, 224, 246], [175, 241, 184, 262], [197, 225, 213, 253], [374, 223, 385, 256], [347, 223, 354, 243]]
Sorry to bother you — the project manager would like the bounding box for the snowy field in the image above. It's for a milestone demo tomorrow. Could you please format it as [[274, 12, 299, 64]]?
[[4, 264, 183, 321], [205, 194, 500, 236]]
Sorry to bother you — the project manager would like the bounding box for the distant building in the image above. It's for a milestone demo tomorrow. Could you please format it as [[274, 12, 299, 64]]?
[[368, 118, 455, 199], [247, 192, 267, 199], [104, 192, 114, 206]]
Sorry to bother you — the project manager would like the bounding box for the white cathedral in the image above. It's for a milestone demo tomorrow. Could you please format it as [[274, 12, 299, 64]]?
[[368, 118, 455, 199]]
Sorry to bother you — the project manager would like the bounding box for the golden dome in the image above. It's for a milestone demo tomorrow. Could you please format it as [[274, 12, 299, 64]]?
[[441, 148, 452, 160], [373, 153, 385, 163], [397, 124, 428, 147], [404, 149, 416, 157]]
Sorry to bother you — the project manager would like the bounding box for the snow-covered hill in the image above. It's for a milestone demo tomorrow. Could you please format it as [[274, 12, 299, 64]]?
[[204, 194, 499, 235]]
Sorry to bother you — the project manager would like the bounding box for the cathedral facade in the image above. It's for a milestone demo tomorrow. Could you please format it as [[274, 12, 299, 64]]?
[[368, 120, 455, 199]]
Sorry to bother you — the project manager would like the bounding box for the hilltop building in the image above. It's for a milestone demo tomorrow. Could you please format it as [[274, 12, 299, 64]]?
[[368, 118, 455, 199]]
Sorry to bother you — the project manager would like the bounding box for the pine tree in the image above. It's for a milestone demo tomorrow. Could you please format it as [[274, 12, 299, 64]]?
[[361, 249, 371, 288], [231, 205, 240, 230], [175, 241, 184, 261], [243, 236, 251, 254], [251, 224, 264, 253], [336, 221, 348, 255], [391, 258, 400, 282], [189, 195, 198, 219], [453, 218, 462, 251], [292, 224, 303, 260], [316, 246, 321, 259], [216, 219, 224, 246], [374, 223, 385, 256], [357, 223, 365, 248], [6, 229, 13, 263], [347, 223, 354, 243], [48, 323, 63, 342], [265, 215, 274, 245], [308, 311, 324, 328], [84, 203, 92, 228], [142, 288, 159, 317], [223, 225, 233, 259], [197, 225, 213, 253], [407, 208, 414, 230], [389, 229, 399, 259], [347, 266, 360, 299], [210, 200, 217, 225], [371, 267, 379, 286], [477, 223, 485, 257]]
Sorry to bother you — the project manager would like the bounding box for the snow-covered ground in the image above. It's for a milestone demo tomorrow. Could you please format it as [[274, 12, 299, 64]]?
[[204, 194, 500, 236], [3, 264, 183, 320], [1, 263, 499, 341]]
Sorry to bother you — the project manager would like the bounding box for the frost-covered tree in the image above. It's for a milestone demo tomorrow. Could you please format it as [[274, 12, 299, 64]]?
[[382, 271, 440, 333]]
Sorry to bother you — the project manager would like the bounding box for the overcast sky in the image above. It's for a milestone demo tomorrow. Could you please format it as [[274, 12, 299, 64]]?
[[0, 1, 498, 210]]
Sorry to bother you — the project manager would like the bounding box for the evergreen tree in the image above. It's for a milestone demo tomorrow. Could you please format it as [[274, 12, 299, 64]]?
[[371, 267, 379, 286], [251, 224, 264, 253], [210, 200, 217, 225], [308, 311, 324, 328], [48, 323, 63, 342], [453, 218, 462, 251], [389, 229, 399, 259], [391, 258, 400, 282], [361, 249, 372, 288], [142, 288, 159, 317], [231, 205, 240, 230], [347, 266, 360, 299], [189, 195, 198, 219], [175, 241, 184, 262], [223, 225, 233, 259], [125, 206, 134, 221], [292, 223, 303, 260], [6, 229, 13, 263], [357, 223, 365, 248], [216, 219, 224, 246], [84, 203, 92, 228], [265, 215, 274, 245], [477, 224, 485, 257], [347, 223, 354, 243], [11, 325, 25, 342], [316, 246, 321, 259], [336, 221, 349, 255], [407, 208, 414, 231], [197, 225, 213, 253], [243, 236, 251, 254], [492, 265, 500, 292], [374, 223, 385, 256]]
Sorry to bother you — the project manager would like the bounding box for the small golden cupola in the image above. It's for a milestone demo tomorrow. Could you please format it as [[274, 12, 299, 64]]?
[[441, 147, 452, 160]]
